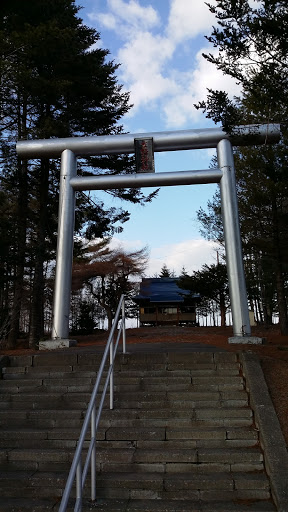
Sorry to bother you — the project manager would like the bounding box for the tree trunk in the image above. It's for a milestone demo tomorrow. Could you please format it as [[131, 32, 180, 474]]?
[[7, 93, 29, 349], [7, 158, 28, 349], [219, 291, 226, 327], [275, 263, 288, 335], [106, 309, 113, 331], [272, 197, 288, 335], [254, 297, 263, 324], [29, 159, 49, 348], [257, 253, 273, 327], [262, 297, 273, 327]]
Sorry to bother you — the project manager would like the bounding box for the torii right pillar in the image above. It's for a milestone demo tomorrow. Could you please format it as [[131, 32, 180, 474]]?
[[217, 138, 263, 344]]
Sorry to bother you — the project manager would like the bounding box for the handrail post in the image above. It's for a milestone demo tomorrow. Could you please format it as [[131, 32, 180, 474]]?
[[122, 296, 126, 354], [91, 404, 96, 502], [109, 342, 114, 410], [76, 459, 82, 510]]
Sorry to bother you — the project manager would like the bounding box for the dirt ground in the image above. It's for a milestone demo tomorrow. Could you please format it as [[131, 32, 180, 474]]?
[[1, 324, 288, 448]]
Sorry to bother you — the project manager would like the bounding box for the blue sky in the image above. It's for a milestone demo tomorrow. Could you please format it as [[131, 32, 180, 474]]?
[[77, 0, 241, 276]]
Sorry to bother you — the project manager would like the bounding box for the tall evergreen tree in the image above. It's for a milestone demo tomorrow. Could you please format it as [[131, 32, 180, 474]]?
[[196, 0, 288, 334], [159, 264, 174, 278], [179, 263, 229, 327], [0, 0, 157, 347]]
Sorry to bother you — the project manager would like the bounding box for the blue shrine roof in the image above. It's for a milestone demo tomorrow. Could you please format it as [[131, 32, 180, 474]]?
[[134, 278, 199, 304]]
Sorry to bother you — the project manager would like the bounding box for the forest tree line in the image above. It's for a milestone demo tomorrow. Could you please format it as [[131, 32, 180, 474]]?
[[195, 0, 288, 334], [1, 0, 288, 346], [0, 0, 156, 348]]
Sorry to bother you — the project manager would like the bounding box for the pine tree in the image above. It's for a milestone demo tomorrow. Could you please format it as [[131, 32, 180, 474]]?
[[159, 264, 175, 278], [179, 263, 229, 327], [196, 0, 288, 334], [0, 0, 156, 347]]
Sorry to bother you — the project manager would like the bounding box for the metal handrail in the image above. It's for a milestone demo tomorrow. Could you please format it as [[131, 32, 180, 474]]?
[[58, 295, 126, 512]]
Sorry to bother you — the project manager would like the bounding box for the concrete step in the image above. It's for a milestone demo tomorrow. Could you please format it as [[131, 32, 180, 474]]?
[[74, 500, 275, 512], [0, 444, 264, 473], [0, 380, 95, 393], [3, 417, 252, 430], [0, 393, 244, 408], [0, 387, 245, 401], [0, 384, 245, 398], [99, 461, 265, 475], [2, 365, 240, 377], [1, 373, 242, 388], [0, 470, 271, 500], [0, 426, 258, 451], [5, 351, 238, 369], [115, 390, 248, 406], [95, 469, 270, 490], [131, 447, 263, 465], [0, 497, 58, 511], [0, 399, 91, 410], [0, 497, 276, 512], [98, 417, 254, 428], [0, 470, 66, 498], [0, 409, 84, 421]]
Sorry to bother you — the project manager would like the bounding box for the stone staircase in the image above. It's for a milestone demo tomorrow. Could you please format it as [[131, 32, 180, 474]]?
[[0, 350, 276, 511]]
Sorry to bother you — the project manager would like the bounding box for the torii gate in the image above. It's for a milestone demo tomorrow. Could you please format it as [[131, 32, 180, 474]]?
[[16, 123, 281, 349]]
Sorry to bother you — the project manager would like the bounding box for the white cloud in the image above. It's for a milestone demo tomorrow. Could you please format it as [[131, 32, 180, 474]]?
[[117, 32, 175, 108], [96, 12, 117, 30], [167, 0, 217, 43], [118, 32, 173, 78], [148, 239, 219, 276], [90, 0, 241, 127], [96, 0, 160, 33], [109, 237, 144, 252], [163, 47, 242, 128], [192, 47, 241, 99], [108, 237, 219, 277]]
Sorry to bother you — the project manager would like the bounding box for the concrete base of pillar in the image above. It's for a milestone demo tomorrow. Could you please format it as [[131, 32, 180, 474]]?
[[228, 336, 265, 345], [39, 339, 77, 350]]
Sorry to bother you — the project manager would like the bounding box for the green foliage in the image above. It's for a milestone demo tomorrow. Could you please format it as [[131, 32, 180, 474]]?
[[71, 298, 98, 335], [203, 0, 288, 120], [197, 188, 224, 244], [179, 263, 229, 326], [159, 264, 175, 278], [197, 0, 288, 333], [0, 0, 157, 346], [195, 90, 242, 132], [72, 239, 148, 329]]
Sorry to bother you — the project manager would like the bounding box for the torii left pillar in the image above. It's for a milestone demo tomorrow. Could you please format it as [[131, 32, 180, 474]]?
[[39, 149, 77, 349]]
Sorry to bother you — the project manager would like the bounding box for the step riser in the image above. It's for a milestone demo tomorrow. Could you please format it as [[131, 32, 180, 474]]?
[[0, 488, 271, 502], [94, 489, 271, 502], [99, 419, 254, 428], [0, 460, 265, 474], [0, 438, 258, 450], [99, 461, 265, 474], [1, 448, 262, 464], [0, 499, 276, 512], [1, 487, 65, 499], [0, 399, 249, 410]]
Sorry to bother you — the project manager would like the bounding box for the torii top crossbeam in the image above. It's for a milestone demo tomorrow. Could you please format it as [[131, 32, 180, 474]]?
[[17, 123, 280, 158]]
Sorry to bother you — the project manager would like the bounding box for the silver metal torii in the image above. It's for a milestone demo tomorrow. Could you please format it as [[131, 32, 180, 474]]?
[[16, 124, 281, 349]]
